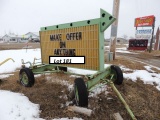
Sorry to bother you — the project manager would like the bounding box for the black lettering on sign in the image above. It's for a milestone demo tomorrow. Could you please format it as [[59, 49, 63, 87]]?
[[66, 33, 70, 40], [66, 32, 82, 40], [60, 42, 66, 48], [54, 49, 57, 55], [63, 49, 68, 56], [72, 49, 76, 56], [68, 49, 76, 56], [50, 34, 62, 41], [57, 49, 59, 55], [59, 49, 62, 55], [54, 49, 76, 56], [76, 32, 82, 40]]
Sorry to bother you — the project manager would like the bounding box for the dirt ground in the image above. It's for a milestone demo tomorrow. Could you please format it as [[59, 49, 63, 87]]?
[[0, 42, 40, 50], [0, 45, 160, 120]]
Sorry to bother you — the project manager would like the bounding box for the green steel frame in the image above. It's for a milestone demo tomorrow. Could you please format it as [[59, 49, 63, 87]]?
[[20, 9, 137, 120], [21, 60, 137, 120]]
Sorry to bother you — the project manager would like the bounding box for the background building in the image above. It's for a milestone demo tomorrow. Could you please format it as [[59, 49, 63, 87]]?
[[2, 34, 28, 43], [0, 32, 40, 43], [25, 32, 40, 42], [0, 36, 3, 43]]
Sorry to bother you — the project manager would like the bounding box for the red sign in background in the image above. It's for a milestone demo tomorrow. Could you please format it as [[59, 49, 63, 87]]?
[[134, 15, 155, 27]]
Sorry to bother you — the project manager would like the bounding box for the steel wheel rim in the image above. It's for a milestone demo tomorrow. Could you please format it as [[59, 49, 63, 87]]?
[[111, 70, 117, 82], [21, 72, 29, 85], [74, 86, 79, 106]]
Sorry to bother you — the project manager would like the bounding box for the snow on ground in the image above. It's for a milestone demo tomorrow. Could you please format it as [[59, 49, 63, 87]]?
[[104, 45, 138, 54], [0, 74, 14, 79], [0, 49, 41, 74], [127, 57, 160, 71], [116, 47, 127, 50], [116, 50, 131, 53], [0, 49, 160, 119], [116, 49, 138, 54], [0, 90, 43, 120], [123, 66, 160, 91], [68, 67, 97, 75]]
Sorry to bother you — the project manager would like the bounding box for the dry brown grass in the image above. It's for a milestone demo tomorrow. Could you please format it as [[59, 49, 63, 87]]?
[[134, 50, 160, 58], [106, 56, 145, 70], [0, 43, 40, 50]]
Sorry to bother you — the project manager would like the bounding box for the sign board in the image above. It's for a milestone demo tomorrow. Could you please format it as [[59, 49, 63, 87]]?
[[135, 29, 152, 39], [135, 29, 152, 35], [40, 9, 115, 71], [134, 15, 155, 27], [128, 39, 148, 50]]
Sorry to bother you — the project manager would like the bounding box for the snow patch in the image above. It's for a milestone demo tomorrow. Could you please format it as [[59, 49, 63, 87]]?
[[0, 49, 41, 75], [0, 90, 44, 120]]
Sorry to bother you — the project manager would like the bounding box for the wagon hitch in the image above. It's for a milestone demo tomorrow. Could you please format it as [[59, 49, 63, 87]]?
[[0, 58, 15, 66], [0, 58, 15, 82], [108, 81, 137, 120], [21, 58, 41, 68]]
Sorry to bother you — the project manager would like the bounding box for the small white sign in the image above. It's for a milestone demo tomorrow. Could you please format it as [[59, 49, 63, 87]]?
[[49, 56, 85, 64], [135, 29, 152, 35], [135, 29, 152, 39]]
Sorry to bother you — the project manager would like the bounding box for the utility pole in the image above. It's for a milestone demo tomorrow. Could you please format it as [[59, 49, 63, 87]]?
[[110, 0, 120, 60]]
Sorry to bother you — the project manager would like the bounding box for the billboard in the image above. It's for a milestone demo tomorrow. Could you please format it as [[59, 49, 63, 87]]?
[[134, 15, 155, 27], [39, 9, 115, 71], [40, 25, 99, 70]]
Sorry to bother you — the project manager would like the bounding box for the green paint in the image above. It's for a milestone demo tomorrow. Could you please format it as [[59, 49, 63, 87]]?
[[75, 87, 79, 105], [109, 82, 137, 120], [87, 66, 111, 90], [40, 9, 115, 32], [41, 18, 100, 31], [99, 23, 105, 71], [31, 64, 56, 74], [100, 9, 116, 32], [21, 72, 29, 85]]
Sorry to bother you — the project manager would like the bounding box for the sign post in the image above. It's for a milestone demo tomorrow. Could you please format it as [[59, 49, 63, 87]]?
[[110, 0, 120, 60]]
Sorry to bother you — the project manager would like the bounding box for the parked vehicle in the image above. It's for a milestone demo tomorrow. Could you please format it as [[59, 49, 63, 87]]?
[[31, 39, 40, 43]]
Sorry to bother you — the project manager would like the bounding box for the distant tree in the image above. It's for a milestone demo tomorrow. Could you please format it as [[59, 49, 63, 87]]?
[[8, 30, 15, 35], [129, 36, 134, 39], [122, 34, 128, 39]]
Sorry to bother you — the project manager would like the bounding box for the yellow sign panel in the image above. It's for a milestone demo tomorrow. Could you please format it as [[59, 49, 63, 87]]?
[[40, 25, 99, 70]]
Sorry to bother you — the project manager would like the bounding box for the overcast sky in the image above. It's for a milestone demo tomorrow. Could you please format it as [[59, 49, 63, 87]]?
[[0, 0, 160, 38]]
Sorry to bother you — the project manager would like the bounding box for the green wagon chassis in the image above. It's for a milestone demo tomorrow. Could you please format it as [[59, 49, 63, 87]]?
[[18, 59, 137, 120]]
